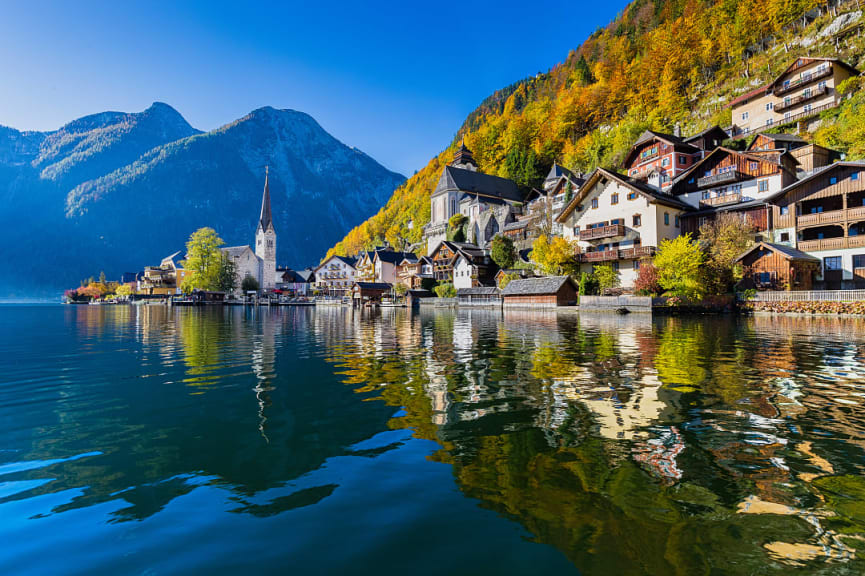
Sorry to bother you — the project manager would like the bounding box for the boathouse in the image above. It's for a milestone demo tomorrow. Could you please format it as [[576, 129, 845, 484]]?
[[501, 276, 578, 308], [352, 282, 392, 305], [456, 287, 501, 307], [735, 242, 820, 291]]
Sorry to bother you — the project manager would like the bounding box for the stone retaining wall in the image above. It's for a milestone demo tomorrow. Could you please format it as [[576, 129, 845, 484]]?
[[743, 301, 865, 314]]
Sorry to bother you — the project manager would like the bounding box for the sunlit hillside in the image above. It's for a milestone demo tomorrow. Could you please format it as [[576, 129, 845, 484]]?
[[327, 0, 865, 258]]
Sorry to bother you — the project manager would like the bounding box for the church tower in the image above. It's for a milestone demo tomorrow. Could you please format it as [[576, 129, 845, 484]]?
[[255, 167, 277, 290]]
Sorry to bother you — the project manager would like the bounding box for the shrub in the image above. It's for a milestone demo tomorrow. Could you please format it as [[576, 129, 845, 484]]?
[[593, 264, 620, 294], [634, 261, 662, 296], [241, 274, 260, 293], [434, 283, 457, 298], [490, 235, 516, 269], [578, 271, 599, 296], [654, 234, 706, 301]]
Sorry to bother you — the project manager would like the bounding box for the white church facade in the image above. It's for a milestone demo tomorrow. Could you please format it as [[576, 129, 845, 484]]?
[[222, 168, 277, 295]]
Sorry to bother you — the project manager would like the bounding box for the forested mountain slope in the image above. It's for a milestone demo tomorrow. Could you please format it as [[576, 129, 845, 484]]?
[[327, 0, 865, 258]]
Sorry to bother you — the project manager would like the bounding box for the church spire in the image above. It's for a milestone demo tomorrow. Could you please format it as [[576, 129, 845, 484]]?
[[259, 166, 273, 231]]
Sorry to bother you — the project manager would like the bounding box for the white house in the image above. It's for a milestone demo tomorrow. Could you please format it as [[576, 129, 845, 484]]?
[[314, 255, 357, 296], [556, 168, 692, 288]]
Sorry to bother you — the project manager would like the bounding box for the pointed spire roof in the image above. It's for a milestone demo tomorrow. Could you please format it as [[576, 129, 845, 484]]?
[[259, 166, 273, 231], [452, 139, 477, 167]]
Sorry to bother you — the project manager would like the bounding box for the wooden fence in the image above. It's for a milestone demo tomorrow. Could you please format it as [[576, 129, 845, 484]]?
[[742, 290, 865, 302]]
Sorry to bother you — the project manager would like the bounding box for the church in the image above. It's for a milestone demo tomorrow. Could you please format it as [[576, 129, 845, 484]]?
[[222, 168, 277, 294]]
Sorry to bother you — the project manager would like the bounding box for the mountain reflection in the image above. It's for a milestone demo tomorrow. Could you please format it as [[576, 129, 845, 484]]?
[[2, 305, 865, 573]]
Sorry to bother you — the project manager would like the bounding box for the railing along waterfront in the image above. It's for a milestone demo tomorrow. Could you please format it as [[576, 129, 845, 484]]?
[[742, 289, 865, 302]]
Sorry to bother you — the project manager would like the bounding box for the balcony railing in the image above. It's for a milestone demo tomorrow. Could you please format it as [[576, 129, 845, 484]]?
[[774, 65, 833, 96], [579, 224, 626, 241], [774, 86, 828, 112], [579, 246, 656, 263], [697, 170, 748, 188], [797, 209, 846, 227], [700, 192, 743, 207], [797, 236, 865, 251]]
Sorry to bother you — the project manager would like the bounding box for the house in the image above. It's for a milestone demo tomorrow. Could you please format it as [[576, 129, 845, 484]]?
[[276, 267, 314, 295], [396, 255, 433, 289], [682, 125, 730, 152], [373, 249, 417, 284], [765, 161, 865, 289], [746, 133, 839, 175], [314, 255, 357, 296], [735, 242, 820, 291], [672, 146, 799, 236], [456, 286, 501, 307], [140, 251, 189, 295], [429, 240, 487, 283], [351, 282, 392, 305], [622, 130, 704, 190], [501, 275, 578, 307], [556, 167, 691, 288], [424, 142, 524, 254], [517, 163, 586, 244], [221, 169, 277, 295], [452, 247, 496, 290], [730, 57, 858, 137]]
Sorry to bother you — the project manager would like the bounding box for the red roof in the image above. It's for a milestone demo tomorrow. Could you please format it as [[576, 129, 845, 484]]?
[[728, 85, 769, 108]]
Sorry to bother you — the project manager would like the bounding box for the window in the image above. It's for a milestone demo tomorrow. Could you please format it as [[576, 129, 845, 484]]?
[[591, 198, 598, 209], [674, 215, 680, 228], [784, 112, 792, 121], [633, 260, 641, 270], [742, 112, 749, 121], [702, 191, 711, 200], [818, 80, 827, 91], [611, 218, 624, 226], [612, 261, 620, 271], [632, 214, 642, 227], [679, 155, 687, 163], [854, 255, 865, 269], [780, 206, 789, 215], [852, 172, 860, 181], [627, 191, 637, 200], [749, 162, 759, 171], [664, 212, 670, 226], [631, 169, 638, 176], [830, 176, 838, 185], [803, 104, 812, 114], [758, 180, 769, 193], [824, 256, 842, 271], [662, 157, 670, 167], [780, 232, 790, 242], [766, 102, 773, 111], [611, 193, 619, 205], [766, 118, 773, 126]]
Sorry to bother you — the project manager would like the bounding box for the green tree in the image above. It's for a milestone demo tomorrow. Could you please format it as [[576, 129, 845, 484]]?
[[447, 213, 468, 242], [180, 227, 226, 292], [215, 252, 237, 294], [654, 234, 706, 301], [393, 283, 408, 296], [241, 274, 260, 293], [115, 284, 134, 297], [699, 213, 755, 294], [593, 264, 620, 294], [434, 282, 457, 298], [498, 272, 520, 289], [532, 235, 577, 276], [490, 235, 516, 269]]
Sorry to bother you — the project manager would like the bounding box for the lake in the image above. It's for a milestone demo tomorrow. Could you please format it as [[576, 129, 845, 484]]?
[[1, 304, 865, 575]]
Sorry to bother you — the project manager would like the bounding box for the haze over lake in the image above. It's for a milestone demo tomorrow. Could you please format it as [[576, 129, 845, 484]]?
[[1, 305, 864, 574]]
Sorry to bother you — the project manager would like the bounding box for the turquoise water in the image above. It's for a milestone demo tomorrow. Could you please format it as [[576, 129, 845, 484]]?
[[1, 305, 865, 575]]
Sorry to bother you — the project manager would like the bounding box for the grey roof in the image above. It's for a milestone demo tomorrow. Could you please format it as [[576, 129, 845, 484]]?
[[503, 220, 529, 231], [457, 287, 501, 296], [683, 198, 769, 218], [258, 169, 273, 231], [333, 255, 357, 267], [501, 275, 575, 296], [434, 165, 523, 202], [376, 250, 416, 265], [296, 268, 316, 282], [354, 282, 392, 290], [736, 242, 820, 263], [222, 245, 256, 257], [759, 132, 806, 143], [545, 163, 574, 182], [683, 125, 729, 145]]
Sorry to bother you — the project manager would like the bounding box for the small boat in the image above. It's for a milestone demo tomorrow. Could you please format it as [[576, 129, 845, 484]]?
[[380, 298, 406, 308]]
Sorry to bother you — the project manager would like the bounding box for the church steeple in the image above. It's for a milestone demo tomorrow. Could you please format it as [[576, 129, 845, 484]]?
[[258, 166, 274, 231], [452, 139, 477, 170]]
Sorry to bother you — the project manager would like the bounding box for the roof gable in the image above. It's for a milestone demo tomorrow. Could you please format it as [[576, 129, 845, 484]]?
[[501, 275, 576, 296], [735, 242, 819, 263], [433, 165, 523, 202]]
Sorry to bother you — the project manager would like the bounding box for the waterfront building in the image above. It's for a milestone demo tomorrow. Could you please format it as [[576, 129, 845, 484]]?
[[673, 147, 798, 237], [730, 57, 858, 137], [351, 282, 392, 305], [276, 267, 314, 295], [556, 167, 691, 288], [765, 161, 865, 289], [500, 275, 578, 307], [140, 251, 189, 295], [456, 287, 501, 306], [735, 242, 820, 291], [424, 143, 524, 254], [314, 255, 357, 296], [429, 240, 494, 286], [396, 255, 433, 289], [221, 169, 277, 294]]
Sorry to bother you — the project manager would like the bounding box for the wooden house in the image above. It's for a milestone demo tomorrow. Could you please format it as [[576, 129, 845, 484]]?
[[623, 130, 704, 190], [352, 282, 392, 305], [735, 242, 819, 291], [501, 276, 578, 307], [766, 161, 865, 289]]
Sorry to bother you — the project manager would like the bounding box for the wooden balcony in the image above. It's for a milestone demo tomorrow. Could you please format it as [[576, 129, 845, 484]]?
[[700, 192, 742, 208], [774, 65, 833, 96], [579, 224, 626, 241], [697, 171, 748, 189], [797, 236, 865, 251], [579, 246, 656, 263], [775, 86, 829, 112], [797, 209, 846, 228]]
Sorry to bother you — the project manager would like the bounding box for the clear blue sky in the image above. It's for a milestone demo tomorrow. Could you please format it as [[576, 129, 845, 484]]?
[[0, 0, 630, 176]]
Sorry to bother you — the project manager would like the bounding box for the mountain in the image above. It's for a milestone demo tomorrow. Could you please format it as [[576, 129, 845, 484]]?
[[327, 0, 865, 259], [0, 104, 404, 297]]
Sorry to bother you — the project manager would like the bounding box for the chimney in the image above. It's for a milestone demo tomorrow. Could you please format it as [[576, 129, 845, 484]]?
[[673, 123, 681, 138]]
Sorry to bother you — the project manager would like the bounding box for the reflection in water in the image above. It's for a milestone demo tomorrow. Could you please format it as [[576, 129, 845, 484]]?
[[1, 305, 865, 574]]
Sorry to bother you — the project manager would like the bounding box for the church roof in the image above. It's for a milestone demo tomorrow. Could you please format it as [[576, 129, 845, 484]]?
[[433, 165, 523, 202], [258, 167, 274, 231], [222, 245, 257, 258], [453, 141, 477, 167]]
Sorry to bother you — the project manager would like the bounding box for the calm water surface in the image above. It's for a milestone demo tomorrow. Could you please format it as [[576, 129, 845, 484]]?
[[2, 305, 865, 575]]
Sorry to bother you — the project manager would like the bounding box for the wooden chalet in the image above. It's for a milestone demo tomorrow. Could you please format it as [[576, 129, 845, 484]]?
[[429, 240, 486, 283], [735, 242, 819, 291], [501, 276, 578, 307], [623, 129, 711, 190], [352, 282, 392, 305], [767, 162, 865, 289]]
